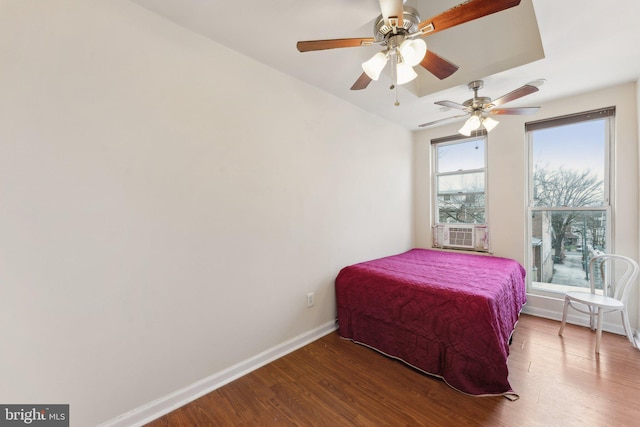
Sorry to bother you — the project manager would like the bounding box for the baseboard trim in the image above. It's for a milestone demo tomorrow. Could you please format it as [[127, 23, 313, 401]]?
[[98, 320, 338, 427], [522, 305, 626, 335]]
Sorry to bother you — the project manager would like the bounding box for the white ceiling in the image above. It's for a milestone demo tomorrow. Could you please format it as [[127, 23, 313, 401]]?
[[130, 0, 640, 131]]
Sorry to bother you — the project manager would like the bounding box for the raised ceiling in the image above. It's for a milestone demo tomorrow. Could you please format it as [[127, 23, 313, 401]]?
[[130, 0, 640, 130]]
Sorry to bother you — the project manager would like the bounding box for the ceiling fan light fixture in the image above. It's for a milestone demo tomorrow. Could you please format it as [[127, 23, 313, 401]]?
[[467, 114, 481, 128], [399, 38, 427, 67], [396, 60, 417, 85], [482, 116, 499, 132], [460, 114, 482, 136], [458, 121, 474, 136], [362, 51, 388, 80], [458, 114, 499, 136]]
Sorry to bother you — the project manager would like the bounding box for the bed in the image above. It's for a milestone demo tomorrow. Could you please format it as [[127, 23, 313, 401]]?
[[335, 248, 526, 399]]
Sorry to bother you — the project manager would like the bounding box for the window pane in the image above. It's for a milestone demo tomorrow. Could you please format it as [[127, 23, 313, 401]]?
[[527, 109, 611, 295], [438, 193, 486, 223], [437, 138, 485, 173], [437, 172, 486, 224], [530, 209, 607, 292], [531, 120, 606, 207], [433, 135, 487, 228], [437, 172, 485, 194]]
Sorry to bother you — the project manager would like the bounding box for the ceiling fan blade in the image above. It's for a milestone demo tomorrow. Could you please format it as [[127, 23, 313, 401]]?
[[350, 73, 373, 91], [297, 38, 376, 52], [418, 0, 521, 35], [419, 113, 469, 128], [419, 51, 459, 80], [490, 107, 540, 115], [378, 0, 404, 27], [435, 100, 468, 111], [490, 84, 539, 107]]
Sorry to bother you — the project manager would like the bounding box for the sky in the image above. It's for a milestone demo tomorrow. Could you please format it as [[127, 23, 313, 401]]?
[[531, 119, 606, 177], [436, 137, 484, 173], [436, 119, 606, 176], [435, 119, 606, 193]]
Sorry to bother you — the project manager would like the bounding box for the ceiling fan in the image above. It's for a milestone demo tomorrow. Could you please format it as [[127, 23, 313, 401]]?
[[419, 79, 544, 135], [296, 0, 522, 93]]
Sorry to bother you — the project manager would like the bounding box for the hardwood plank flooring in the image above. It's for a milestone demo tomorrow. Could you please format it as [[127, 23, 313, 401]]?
[[146, 315, 640, 426]]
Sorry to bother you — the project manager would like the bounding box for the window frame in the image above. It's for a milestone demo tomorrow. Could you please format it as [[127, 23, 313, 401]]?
[[525, 107, 614, 297], [431, 132, 489, 226]]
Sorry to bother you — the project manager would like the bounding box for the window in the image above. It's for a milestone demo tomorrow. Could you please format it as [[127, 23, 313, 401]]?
[[432, 134, 487, 225], [526, 107, 613, 294]]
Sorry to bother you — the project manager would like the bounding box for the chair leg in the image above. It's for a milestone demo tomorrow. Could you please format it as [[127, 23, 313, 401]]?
[[621, 309, 635, 344], [559, 297, 570, 336], [588, 306, 596, 331], [595, 307, 603, 353]]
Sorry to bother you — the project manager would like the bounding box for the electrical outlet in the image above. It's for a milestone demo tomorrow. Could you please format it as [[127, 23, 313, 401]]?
[[306, 292, 314, 308]]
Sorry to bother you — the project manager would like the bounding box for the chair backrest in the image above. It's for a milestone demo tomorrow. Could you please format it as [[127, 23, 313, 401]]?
[[588, 254, 639, 303]]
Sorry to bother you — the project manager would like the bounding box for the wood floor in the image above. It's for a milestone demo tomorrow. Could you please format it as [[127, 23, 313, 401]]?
[[146, 315, 640, 426]]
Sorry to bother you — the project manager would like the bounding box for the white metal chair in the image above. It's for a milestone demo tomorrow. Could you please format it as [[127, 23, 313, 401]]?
[[558, 253, 639, 353]]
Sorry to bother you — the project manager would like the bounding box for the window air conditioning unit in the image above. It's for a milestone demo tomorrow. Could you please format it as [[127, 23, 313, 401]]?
[[433, 224, 490, 252]]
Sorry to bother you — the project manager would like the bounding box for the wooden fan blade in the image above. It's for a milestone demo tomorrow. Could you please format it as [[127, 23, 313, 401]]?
[[491, 84, 539, 107], [297, 38, 376, 52], [351, 73, 373, 91], [379, 0, 404, 27], [435, 100, 468, 111], [419, 51, 459, 80], [418, 0, 521, 35], [490, 107, 540, 115], [419, 113, 469, 128]]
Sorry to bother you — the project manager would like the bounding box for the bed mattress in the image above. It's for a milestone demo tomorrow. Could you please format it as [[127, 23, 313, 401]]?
[[335, 248, 526, 398]]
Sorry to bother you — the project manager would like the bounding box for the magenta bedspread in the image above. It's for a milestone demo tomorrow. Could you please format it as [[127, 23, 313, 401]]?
[[335, 248, 526, 398]]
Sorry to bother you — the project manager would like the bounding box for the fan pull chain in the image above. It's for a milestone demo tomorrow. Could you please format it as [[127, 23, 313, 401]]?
[[391, 52, 400, 106]]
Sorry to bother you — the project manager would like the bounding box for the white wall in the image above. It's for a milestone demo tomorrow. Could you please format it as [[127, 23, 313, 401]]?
[[415, 82, 639, 330], [0, 1, 413, 425]]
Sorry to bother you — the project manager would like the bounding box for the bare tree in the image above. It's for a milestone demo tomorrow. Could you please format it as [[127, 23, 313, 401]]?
[[438, 193, 485, 223], [586, 213, 606, 249], [533, 165, 603, 259]]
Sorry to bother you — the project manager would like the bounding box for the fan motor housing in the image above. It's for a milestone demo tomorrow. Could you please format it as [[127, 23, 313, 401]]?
[[373, 6, 421, 42], [464, 96, 492, 110]]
